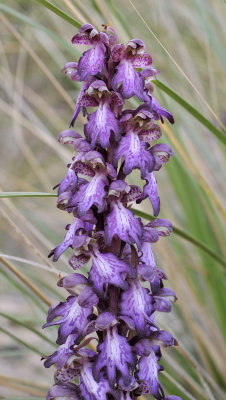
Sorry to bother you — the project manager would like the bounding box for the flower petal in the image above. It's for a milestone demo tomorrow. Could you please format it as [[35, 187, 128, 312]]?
[[143, 172, 160, 217], [105, 200, 143, 247], [46, 383, 81, 400], [85, 103, 120, 148], [94, 326, 135, 388], [112, 60, 144, 100], [89, 250, 136, 294]]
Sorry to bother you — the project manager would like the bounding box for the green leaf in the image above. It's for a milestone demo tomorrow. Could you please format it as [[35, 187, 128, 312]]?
[[34, 0, 81, 28], [154, 80, 226, 145]]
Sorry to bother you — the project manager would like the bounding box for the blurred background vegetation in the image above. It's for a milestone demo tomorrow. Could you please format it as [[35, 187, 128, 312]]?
[[0, 0, 225, 399]]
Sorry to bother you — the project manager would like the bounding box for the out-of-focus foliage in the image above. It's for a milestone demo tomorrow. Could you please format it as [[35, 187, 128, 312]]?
[[0, 0, 225, 399]]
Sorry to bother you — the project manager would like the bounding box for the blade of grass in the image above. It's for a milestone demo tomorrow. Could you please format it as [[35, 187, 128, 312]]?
[[128, 0, 226, 132], [0, 327, 43, 356], [0, 256, 52, 306], [1, 192, 225, 268], [0, 375, 49, 390], [34, 0, 81, 28], [154, 80, 226, 145], [0, 312, 57, 347]]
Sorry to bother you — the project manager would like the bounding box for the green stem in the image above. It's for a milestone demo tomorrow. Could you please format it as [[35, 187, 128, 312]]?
[[132, 209, 226, 269], [154, 80, 226, 145], [34, 0, 81, 28]]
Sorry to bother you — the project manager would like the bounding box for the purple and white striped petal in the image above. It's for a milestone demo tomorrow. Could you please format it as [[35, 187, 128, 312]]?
[[112, 60, 144, 101], [85, 103, 120, 148], [137, 346, 163, 397], [80, 361, 116, 400], [143, 172, 160, 217], [105, 200, 143, 247], [44, 334, 77, 369], [93, 326, 135, 387], [70, 173, 108, 215], [114, 132, 155, 178], [120, 279, 155, 335], [89, 250, 136, 294], [43, 296, 92, 345]]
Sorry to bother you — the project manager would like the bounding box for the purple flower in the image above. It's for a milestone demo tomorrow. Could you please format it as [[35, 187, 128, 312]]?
[[43, 23, 181, 400], [89, 249, 136, 295], [105, 200, 143, 247], [43, 295, 93, 345], [94, 326, 136, 388]]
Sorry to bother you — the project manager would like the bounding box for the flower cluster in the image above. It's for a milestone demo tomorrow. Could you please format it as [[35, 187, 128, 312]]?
[[43, 24, 181, 400]]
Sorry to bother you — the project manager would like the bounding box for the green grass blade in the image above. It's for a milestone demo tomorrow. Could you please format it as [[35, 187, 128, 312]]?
[[0, 312, 57, 347], [0, 3, 75, 53], [0, 327, 43, 356], [0, 192, 57, 198], [154, 80, 226, 145], [34, 0, 81, 28]]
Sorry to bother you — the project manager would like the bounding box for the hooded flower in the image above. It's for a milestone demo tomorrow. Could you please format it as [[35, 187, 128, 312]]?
[[43, 23, 181, 400]]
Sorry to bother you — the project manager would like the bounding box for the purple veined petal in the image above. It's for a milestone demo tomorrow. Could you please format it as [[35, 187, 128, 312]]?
[[89, 249, 136, 295], [149, 330, 176, 347], [143, 172, 160, 217], [105, 200, 143, 248], [43, 296, 93, 345], [57, 168, 78, 197], [146, 218, 173, 237], [85, 102, 120, 148], [152, 96, 174, 124], [105, 25, 118, 47], [44, 333, 77, 369], [80, 361, 115, 400], [142, 226, 160, 243], [71, 173, 108, 216], [70, 81, 90, 127], [154, 287, 177, 301], [138, 124, 162, 142], [152, 295, 172, 313], [112, 59, 144, 101], [68, 253, 91, 270], [95, 312, 118, 330], [117, 375, 138, 392], [151, 143, 174, 164], [137, 346, 163, 397], [120, 278, 155, 335], [114, 132, 155, 178], [46, 383, 81, 400], [49, 218, 85, 262], [110, 43, 125, 61], [141, 67, 160, 78], [138, 242, 157, 281], [71, 33, 93, 46], [93, 326, 135, 388], [122, 185, 143, 203], [78, 286, 99, 308], [131, 52, 152, 68], [78, 42, 106, 80]]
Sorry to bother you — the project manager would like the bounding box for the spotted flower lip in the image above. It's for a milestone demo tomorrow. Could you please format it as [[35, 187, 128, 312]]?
[[44, 23, 181, 400]]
